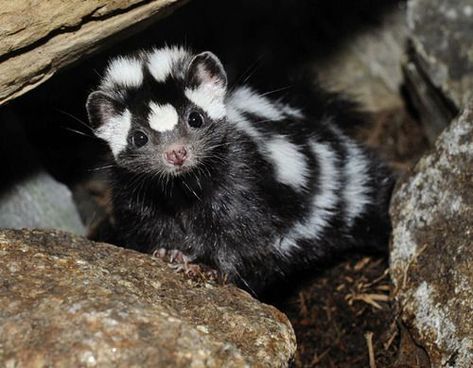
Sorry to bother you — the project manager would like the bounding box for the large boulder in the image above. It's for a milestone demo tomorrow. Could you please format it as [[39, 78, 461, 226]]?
[[0, 229, 296, 367], [405, 0, 473, 142], [390, 105, 473, 367]]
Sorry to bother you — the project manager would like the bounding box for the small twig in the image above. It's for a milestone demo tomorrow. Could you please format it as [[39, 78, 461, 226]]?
[[399, 243, 429, 292], [354, 257, 371, 271], [375, 285, 392, 291], [364, 268, 390, 288], [310, 347, 331, 365], [298, 291, 309, 318], [365, 331, 377, 368], [384, 328, 398, 351], [346, 293, 390, 309]]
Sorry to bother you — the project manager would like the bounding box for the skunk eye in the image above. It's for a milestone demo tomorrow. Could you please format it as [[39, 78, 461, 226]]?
[[188, 111, 204, 128], [131, 131, 148, 148]]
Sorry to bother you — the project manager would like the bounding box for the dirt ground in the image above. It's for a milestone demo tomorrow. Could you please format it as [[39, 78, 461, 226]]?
[[281, 256, 397, 367]]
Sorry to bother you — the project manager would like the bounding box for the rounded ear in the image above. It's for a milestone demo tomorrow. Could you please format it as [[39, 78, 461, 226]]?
[[86, 91, 122, 129], [187, 51, 227, 90]]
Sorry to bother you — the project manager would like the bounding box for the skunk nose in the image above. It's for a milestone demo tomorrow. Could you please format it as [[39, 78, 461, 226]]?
[[164, 144, 188, 166]]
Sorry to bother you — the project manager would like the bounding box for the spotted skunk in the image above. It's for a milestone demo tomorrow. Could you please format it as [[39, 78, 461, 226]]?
[[86, 46, 394, 294]]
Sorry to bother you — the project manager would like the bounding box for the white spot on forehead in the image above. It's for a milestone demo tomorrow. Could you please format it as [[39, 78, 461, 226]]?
[[95, 109, 132, 157], [103, 57, 143, 88], [147, 46, 188, 82], [266, 135, 309, 191], [185, 85, 226, 120], [228, 86, 284, 121], [277, 140, 340, 254], [148, 103, 179, 133]]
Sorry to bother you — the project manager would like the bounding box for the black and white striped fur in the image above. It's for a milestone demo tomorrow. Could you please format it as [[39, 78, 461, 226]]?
[[86, 46, 393, 293]]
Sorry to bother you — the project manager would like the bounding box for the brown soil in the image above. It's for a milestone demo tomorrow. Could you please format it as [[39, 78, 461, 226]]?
[[281, 256, 398, 367]]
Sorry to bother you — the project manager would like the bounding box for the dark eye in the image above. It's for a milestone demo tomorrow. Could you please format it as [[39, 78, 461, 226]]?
[[131, 131, 148, 148], [188, 111, 204, 128]]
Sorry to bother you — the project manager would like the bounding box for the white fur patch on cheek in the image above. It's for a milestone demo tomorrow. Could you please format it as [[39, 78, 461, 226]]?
[[95, 109, 132, 157], [185, 86, 226, 120], [265, 135, 309, 191], [103, 57, 143, 88], [148, 103, 179, 132]]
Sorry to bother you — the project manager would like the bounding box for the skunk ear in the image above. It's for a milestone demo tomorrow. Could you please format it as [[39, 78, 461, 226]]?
[[187, 51, 227, 90], [86, 91, 122, 130]]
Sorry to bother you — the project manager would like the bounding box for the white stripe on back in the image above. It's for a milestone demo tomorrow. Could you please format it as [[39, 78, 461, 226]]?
[[266, 135, 310, 191], [277, 140, 340, 254], [330, 126, 372, 225], [341, 140, 372, 225], [228, 87, 284, 121], [227, 106, 262, 140]]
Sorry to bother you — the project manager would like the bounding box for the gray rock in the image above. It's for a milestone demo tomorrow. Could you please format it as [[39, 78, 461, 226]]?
[[0, 110, 85, 235], [408, 0, 473, 108], [405, 0, 473, 142], [0, 171, 86, 235], [0, 229, 296, 368], [390, 105, 473, 367]]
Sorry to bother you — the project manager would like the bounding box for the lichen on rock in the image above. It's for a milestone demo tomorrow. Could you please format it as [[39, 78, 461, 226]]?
[[390, 105, 473, 367]]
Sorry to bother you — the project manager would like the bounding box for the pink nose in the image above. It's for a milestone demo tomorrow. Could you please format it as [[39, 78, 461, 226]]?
[[164, 145, 188, 166]]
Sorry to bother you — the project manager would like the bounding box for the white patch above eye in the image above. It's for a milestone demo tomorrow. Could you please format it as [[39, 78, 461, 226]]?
[[147, 46, 188, 82], [103, 57, 143, 88], [148, 102, 179, 132], [228, 86, 284, 121], [95, 109, 132, 157], [185, 85, 226, 120], [266, 135, 309, 191]]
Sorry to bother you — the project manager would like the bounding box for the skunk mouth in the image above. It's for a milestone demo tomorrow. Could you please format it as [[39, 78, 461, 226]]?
[[163, 163, 195, 177]]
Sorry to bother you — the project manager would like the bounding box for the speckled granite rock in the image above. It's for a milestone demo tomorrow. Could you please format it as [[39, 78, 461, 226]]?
[[390, 105, 473, 367], [408, 0, 473, 108], [405, 0, 473, 142], [0, 229, 296, 367]]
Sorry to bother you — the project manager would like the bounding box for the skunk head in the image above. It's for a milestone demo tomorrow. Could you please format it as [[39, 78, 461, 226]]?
[[86, 46, 229, 178]]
